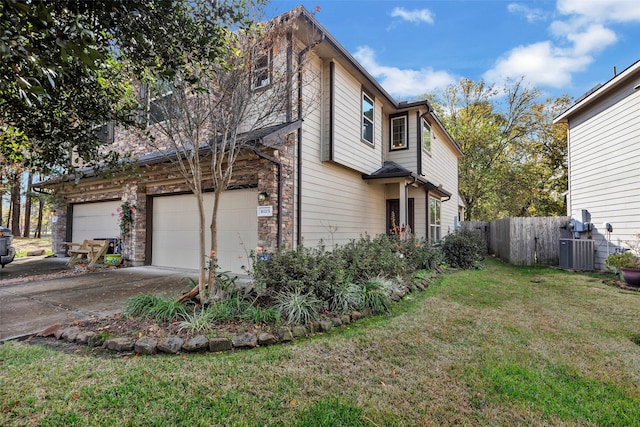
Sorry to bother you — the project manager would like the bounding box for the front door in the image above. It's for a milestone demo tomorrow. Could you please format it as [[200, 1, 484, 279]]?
[[386, 198, 414, 235]]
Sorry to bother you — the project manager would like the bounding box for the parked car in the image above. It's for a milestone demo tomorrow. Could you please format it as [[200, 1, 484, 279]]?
[[0, 227, 16, 268]]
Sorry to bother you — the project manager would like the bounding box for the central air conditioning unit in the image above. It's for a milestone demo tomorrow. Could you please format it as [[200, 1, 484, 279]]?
[[559, 238, 594, 270]]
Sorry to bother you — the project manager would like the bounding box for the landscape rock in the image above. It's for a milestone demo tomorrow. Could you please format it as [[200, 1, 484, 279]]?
[[330, 317, 342, 327], [157, 336, 184, 354], [88, 334, 108, 347], [61, 327, 81, 342], [104, 337, 135, 352], [232, 333, 258, 348], [209, 337, 232, 352], [258, 332, 278, 346], [183, 335, 209, 352], [340, 314, 351, 325], [76, 331, 96, 345], [291, 325, 307, 338], [38, 324, 62, 338], [135, 336, 158, 355], [27, 249, 46, 257], [318, 320, 332, 333], [276, 328, 293, 342], [351, 311, 364, 322]]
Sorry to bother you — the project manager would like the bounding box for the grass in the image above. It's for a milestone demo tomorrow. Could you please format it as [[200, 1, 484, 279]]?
[[12, 237, 53, 258], [2, 258, 640, 425]]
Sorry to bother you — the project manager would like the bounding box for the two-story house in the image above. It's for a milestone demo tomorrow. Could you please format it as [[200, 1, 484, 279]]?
[[554, 59, 640, 270], [45, 6, 462, 274]]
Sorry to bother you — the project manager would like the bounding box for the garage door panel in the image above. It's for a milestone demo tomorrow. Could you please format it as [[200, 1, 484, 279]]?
[[152, 190, 257, 273], [72, 201, 120, 243]]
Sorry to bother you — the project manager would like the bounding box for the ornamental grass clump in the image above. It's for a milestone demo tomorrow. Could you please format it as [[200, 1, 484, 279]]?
[[124, 294, 189, 322], [359, 276, 394, 315], [274, 288, 323, 325]]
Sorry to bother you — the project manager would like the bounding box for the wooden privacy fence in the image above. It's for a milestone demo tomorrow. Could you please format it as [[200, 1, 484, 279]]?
[[461, 217, 573, 266]]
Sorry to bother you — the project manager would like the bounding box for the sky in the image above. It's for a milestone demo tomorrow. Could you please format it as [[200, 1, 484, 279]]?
[[265, 0, 640, 101]]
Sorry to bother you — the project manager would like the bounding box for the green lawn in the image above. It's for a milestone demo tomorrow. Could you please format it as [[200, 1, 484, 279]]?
[[2, 258, 639, 426]]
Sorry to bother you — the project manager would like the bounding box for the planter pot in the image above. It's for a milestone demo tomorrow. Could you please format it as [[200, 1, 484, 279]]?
[[620, 267, 640, 287], [104, 254, 122, 266]]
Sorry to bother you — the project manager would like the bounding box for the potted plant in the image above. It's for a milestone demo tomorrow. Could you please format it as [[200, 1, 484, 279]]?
[[605, 251, 640, 286]]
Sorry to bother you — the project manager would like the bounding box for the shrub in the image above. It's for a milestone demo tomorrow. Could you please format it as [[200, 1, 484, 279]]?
[[441, 228, 486, 269], [397, 236, 443, 271], [274, 289, 323, 325], [336, 234, 406, 283], [251, 244, 345, 298], [359, 276, 393, 315], [605, 252, 639, 271]]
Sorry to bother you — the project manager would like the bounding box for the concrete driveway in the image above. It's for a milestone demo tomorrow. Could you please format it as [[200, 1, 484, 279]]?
[[0, 256, 198, 341]]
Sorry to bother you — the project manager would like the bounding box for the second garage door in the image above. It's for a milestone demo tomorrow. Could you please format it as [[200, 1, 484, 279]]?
[[152, 189, 258, 274]]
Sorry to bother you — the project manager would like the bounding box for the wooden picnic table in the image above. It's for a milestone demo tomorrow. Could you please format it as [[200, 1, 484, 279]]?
[[65, 239, 110, 269]]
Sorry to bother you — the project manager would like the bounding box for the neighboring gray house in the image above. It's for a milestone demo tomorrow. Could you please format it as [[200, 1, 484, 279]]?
[[45, 6, 463, 275], [554, 59, 640, 270]]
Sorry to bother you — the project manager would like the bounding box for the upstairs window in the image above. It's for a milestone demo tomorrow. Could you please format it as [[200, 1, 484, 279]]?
[[390, 115, 407, 150], [422, 118, 431, 153], [252, 49, 272, 90], [139, 81, 175, 125], [94, 122, 114, 145], [362, 92, 374, 145]]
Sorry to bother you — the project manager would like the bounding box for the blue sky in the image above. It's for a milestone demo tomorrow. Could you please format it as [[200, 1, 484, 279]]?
[[266, 0, 640, 101]]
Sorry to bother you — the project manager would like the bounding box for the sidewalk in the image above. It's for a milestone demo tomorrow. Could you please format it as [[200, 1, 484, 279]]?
[[0, 256, 198, 341]]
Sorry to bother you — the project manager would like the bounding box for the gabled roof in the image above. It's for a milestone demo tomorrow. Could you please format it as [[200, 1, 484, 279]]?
[[554, 59, 640, 123], [362, 161, 452, 199]]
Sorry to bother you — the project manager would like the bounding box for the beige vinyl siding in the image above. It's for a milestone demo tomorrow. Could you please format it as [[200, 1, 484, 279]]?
[[568, 86, 640, 269], [408, 186, 427, 239], [331, 61, 382, 173], [422, 124, 460, 237], [386, 111, 417, 170], [299, 58, 386, 246]]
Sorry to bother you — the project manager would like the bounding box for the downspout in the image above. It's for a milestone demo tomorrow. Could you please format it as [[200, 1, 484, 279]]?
[[252, 149, 283, 248], [296, 33, 325, 247]]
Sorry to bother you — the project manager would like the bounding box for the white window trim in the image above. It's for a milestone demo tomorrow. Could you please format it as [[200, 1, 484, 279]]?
[[429, 197, 441, 242], [252, 50, 272, 90], [390, 115, 407, 150], [362, 92, 375, 145], [422, 117, 432, 154]]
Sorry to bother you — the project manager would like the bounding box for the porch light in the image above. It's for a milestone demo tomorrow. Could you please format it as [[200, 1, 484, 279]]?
[[258, 191, 270, 201]]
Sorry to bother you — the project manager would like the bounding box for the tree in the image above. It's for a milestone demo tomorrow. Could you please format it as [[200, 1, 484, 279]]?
[[142, 6, 313, 301], [1, 0, 254, 173], [433, 78, 569, 220]]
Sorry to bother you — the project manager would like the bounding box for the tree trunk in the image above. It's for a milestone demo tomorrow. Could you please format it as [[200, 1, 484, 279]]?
[[207, 187, 222, 296], [23, 172, 32, 238], [196, 192, 208, 301], [10, 172, 21, 236], [35, 197, 44, 238]]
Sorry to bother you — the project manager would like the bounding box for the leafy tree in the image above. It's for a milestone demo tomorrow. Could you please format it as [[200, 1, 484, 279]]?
[[0, 0, 254, 173], [135, 3, 311, 301], [432, 78, 569, 220]]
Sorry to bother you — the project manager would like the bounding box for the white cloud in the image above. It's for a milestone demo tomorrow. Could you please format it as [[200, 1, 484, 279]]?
[[483, 42, 592, 88], [390, 7, 434, 24], [354, 46, 455, 98], [484, 0, 638, 88], [557, 0, 640, 22], [567, 24, 617, 56], [507, 3, 548, 22]]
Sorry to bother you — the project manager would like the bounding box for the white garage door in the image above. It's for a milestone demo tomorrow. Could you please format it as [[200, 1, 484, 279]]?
[[152, 189, 258, 274], [72, 201, 121, 243]]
